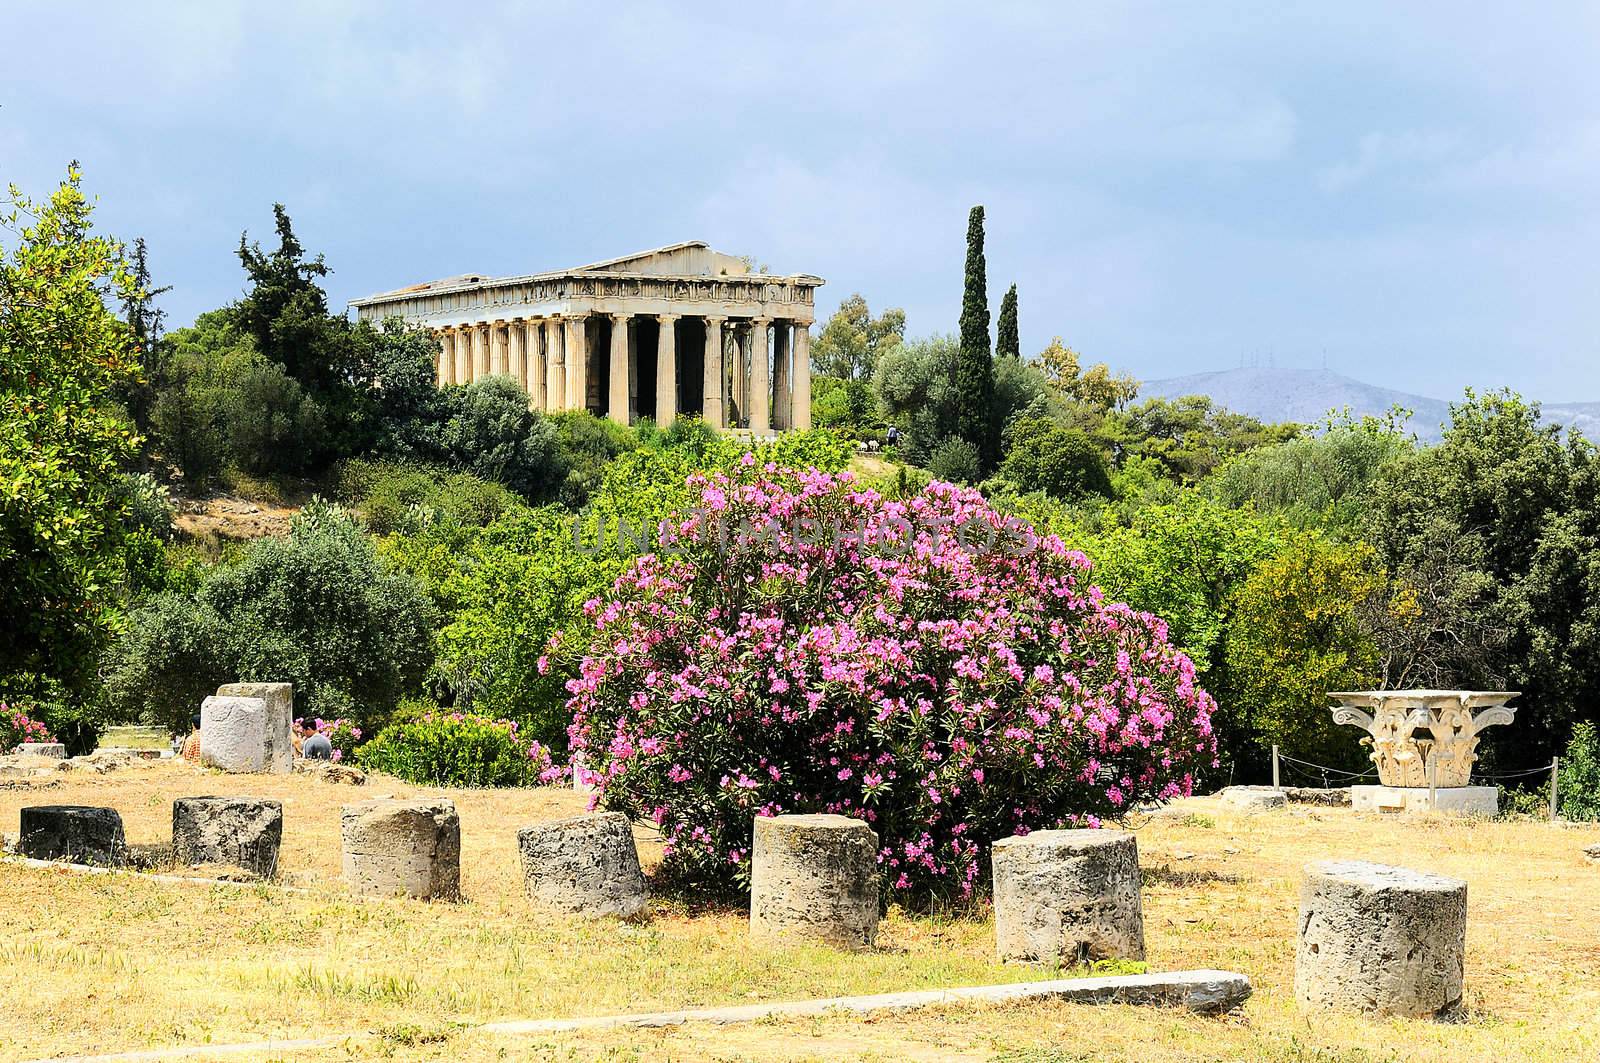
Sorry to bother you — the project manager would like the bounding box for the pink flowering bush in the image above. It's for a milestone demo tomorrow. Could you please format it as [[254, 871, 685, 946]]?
[[355, 709, 561, 787], [2, 703, 54, 752], [559, 460, 1218, 900], [297, 717, 362, 762]]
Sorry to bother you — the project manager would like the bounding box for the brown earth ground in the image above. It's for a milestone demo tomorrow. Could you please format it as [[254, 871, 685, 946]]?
[[1, 763, 1597, 1062]]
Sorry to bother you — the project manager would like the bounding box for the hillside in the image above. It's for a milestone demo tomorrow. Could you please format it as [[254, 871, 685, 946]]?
[[1141, 366, 1600, 443]]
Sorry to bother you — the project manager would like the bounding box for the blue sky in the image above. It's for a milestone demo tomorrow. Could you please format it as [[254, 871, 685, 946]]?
[[4, 1, 1598, 399]]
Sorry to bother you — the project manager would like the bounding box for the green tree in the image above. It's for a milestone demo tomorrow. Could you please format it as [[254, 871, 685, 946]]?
[[955, 206, 996, 467], [1038, 337, 1140, 411], [927, 436, 981, 484], [1000, 416, 1113, 500], [445, 376, 563, 500], [0, 167, 142, 691], [1221, 531, 1385, 770], [233, 204, 344, 394], [115, 237, 171, 435], [151, 374, 227, 485], [872, 335, 961, 464], [810, 293, 905, 380], [995, 283, 1019, 359]]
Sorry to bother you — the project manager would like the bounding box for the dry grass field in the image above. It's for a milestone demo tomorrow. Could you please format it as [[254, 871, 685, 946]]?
[[1, 760, 1597, 1062]]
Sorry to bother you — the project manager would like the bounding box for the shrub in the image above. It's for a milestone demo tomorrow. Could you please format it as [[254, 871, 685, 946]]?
[[561, 462, 1218, 901], [1558, 721, 1600, 821], [1, 702, 54, 752], [356, 710, 557, 787], [550, 410, 637, 508], [445, 376, 562, 500], [151, 377, 227, 486], [927, 436, 981, 484], [102, 500, 436, 733], [1001, 417, 1113, 500], [339, 460, 521, 537], [298, 715, 362, 762], [225, 361, 329, 475]]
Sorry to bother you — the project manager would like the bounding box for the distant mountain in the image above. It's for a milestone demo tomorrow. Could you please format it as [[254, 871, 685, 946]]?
[[1139, 367, 1600, 444]]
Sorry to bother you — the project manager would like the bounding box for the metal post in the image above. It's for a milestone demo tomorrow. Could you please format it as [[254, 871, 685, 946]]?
[[1272, 745, 1280, 790], [1550, 756, 1560, 822]]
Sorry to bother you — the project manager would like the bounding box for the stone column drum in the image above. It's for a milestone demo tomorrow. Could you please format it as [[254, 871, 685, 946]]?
[[750, 814, 880, 950], [172, 796, 284, 878], [215, 682, 293, 773], [1295, 860, 1467, 1018], [199, 695, 268, 773], [992, 829, 1146, 965], [341, 798, 461, 900], [19, 805, 126, 865], [517, 812, 647, 919]]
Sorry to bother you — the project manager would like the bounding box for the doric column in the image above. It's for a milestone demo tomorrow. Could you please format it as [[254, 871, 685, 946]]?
[[702, 316, 725, 429], [655, 314, 678, 428], [509, 319, 526, 390], [608, 313, 630, 424], [732, 326, 748, 420], [773, 321, 791, 431], [453, 328, 469, 384], [559, 316, 580, 413], [436, 330, 452, 386], [471, 324, 489, 380], [490, 321, 509, 377], [793, 322, 812, 431], [547, 316, 567, 413], [748, 317, 770, 436], [527, 320, 547, 411]]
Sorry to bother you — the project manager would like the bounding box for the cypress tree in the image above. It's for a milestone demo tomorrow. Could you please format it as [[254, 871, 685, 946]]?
[[996, 283, 1019, 360], [954, 205, 996, 466]]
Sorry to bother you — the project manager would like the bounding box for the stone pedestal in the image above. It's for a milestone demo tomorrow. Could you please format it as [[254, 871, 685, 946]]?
[[1219, 786, 1288, 811], [750, 814, 879, 950], [215, 682, 293, 773], [172, 796, 283, 878], [517, 812, 647, 919], [16, 742, 65, 758], [992, 829, 1146, 965], [19, 805, 126, 865], [199, 695, 267, 773], [1295, 860, 1466, 1018], [341, 798, 461, 900], [1351, 785, 1498, 816]]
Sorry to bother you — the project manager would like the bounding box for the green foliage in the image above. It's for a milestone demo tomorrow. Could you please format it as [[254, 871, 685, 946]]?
[[873, 334, 960, 463], [443, 376, 562, 500], [356, 710, 551, 787], [1, 167, 142, 693], [338, 459, 523, 537], [1000, 417, 1113, 500], [151, 374, 226, 484], [927, 436, 981, 484], [224, 360, 329, 475], [1221, 531, 1384, 770], [749, 428, 855, 474], [112, 473, 175, 541], [233, 204, 341, 394], [1206, 420, 1413, 532], [102, 501, 436, 732], [811, 374, 880, 429], [955, 205, 996, 468], [1557, 721, 1600, 821], [1111, 395, 1298, 482], [810, 293, 906, 380], [548, 409, 637, 508], [995, 283, 1019, 359], [1365, 390, 1600, 766]]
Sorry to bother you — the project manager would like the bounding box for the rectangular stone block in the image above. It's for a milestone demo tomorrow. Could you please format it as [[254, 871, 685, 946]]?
[[1351, 785, 1498, 816], [216, 682, 293, 773], [199, 695, 268, 773]]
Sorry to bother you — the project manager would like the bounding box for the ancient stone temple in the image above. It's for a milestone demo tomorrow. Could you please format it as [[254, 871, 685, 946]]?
[[349, 241, 822, 433]]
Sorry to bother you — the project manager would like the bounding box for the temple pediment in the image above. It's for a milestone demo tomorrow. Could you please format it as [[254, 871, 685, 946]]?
[[572, 241, 754, 278]]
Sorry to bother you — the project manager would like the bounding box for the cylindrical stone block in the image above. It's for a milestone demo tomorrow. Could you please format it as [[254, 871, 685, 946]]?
[[750, 814, 879, 950], [19, 805, 126, 865], [1295, 860, 1467, 1018], [199, 695, 268, 773], [172, 796, 284, 878], [341, 798, 461, 900], [517, 812, 647, 919], [992, 828, 1146, 965]]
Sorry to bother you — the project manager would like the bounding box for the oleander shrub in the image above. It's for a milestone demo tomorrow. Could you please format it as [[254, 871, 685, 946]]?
[[299, 716, 363, 762], [356, 710, 558, 787], [560, 460, 1218, 901], [1, 703, 54, 752]]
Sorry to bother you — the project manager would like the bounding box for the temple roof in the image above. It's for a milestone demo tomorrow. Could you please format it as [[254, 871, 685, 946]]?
[[351, 241, 820, 306]]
